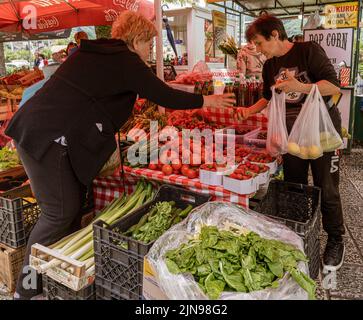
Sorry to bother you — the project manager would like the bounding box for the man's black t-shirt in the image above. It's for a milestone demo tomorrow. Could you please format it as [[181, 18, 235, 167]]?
[[262, 41, 339, 117]]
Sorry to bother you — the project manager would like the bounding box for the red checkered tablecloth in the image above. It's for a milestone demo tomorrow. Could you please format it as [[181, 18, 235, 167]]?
[[93, 173, 141, 212], [202, 107, 268, 129], [93, 166, 250, 212]]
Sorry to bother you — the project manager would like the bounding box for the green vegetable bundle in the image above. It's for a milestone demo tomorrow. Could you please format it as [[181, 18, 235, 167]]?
[[40, 180, 154, 275], [165, 225, 316, 300], [124, 201, 193, 244], [0, 147, 21, 171]]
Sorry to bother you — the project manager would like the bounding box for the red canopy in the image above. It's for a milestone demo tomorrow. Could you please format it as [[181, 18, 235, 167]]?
[[0, 0, 155, 34]]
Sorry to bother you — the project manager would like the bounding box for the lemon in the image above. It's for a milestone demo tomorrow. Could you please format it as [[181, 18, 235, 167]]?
[[320, 131, 331, 141], [299, 146, 309, 159], [308, 145, 322, 158], [287, 142, 300, 155]]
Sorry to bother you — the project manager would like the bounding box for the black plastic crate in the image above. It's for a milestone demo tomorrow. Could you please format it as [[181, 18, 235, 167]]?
[[255, 179, 321, 279], [0, 184, 41, 248], [42, 275, 95, 300], [96, 282, 126, 300], [93, 184, 211, 300]]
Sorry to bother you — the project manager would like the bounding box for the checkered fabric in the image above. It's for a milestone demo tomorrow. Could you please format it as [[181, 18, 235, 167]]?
[[202, 107, 268, 129], [92, 174, 140, 212]]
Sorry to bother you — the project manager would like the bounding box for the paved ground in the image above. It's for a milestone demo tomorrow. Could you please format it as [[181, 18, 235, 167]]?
[[1, 146, 362, 300], [315, 145, 363, 300]]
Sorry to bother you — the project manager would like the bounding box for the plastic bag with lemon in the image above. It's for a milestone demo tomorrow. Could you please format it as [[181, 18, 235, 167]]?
[[287, 85, 342, 160]]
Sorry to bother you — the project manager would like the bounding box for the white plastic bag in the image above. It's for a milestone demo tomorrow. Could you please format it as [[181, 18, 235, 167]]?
[[146, 202, 310, 300], [287, 85, 342, 159], [266, 88, 288, 157], [192, 60, 210, 74], [303, 10, 321, 30]]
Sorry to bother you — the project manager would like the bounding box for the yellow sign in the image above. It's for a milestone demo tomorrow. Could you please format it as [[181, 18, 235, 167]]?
[[324, 1, 359, 28]]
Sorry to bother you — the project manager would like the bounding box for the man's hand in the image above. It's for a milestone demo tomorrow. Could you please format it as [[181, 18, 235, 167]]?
[[274, 70, 306, 93]]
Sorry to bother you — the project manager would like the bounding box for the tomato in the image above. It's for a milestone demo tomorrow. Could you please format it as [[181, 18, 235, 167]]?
[[162, 164, 173, 176], [187, 169, 198, 179], [181, 164, 190, 176], [148, 163, 158, 170], [172, 162, 182, 171]]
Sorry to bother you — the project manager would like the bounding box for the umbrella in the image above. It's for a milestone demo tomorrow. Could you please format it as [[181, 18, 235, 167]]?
[[0, 0, 155, 34], [161, 4, 177, 58]]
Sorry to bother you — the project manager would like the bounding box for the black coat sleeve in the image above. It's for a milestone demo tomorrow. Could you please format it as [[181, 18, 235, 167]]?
[[122, 52, 204, 110], [306, 41, 340, 87]]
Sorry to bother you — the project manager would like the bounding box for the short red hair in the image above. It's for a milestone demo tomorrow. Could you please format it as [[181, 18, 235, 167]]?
[[111, 11, 157, 46]]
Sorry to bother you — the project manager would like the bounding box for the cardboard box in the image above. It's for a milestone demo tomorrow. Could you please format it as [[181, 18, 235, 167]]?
[[143, 257, 168, 300], [223, 175, 257, 195]]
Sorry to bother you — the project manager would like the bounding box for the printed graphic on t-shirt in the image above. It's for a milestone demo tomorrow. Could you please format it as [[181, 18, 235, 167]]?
[[274, 67, 312, 104]]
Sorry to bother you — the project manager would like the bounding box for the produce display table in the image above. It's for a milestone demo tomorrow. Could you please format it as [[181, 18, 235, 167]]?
[[93, 107, 269, 212]]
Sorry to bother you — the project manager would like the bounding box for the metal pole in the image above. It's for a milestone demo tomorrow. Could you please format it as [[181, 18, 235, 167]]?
[[239, 12, 242, 46], [353, 0, 362, 84], [224, 1, 227, 68], [154, 0, 164, 81]]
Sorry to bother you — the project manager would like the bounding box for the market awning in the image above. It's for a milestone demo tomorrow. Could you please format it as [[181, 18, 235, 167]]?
[[0, 0, 155, 34], [0, 28, 72, 42]]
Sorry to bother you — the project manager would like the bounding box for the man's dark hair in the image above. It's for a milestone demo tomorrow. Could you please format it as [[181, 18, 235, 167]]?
[[246, 15, 288, 42]]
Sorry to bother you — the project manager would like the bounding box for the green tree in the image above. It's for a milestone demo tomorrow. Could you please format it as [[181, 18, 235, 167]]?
[[41, 48, 52, 59], [95, 26, 112, 39]]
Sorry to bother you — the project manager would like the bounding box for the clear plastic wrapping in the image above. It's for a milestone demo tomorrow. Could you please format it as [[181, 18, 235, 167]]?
[[146, 202, 310, 300]]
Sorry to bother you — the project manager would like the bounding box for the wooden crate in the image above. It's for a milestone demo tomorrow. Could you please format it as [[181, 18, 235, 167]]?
[[30, 243, 94, 291], [0, 242, 25, 292], [0, 165, 26, 183]]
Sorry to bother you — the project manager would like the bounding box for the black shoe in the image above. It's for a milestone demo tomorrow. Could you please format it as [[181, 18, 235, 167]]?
[[323, 237, 345, 272]]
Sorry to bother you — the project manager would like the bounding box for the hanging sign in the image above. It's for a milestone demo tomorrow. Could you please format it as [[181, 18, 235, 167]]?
[[324, 1, 359, 28], [303, 28, 354, 68]]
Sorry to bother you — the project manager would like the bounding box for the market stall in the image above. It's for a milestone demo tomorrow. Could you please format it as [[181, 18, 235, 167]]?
[[0, 0, 356, 302]]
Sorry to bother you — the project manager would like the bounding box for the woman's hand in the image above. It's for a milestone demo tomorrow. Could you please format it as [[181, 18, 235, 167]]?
[[233, 107, 251, 121], [202, 93, 236, 108]]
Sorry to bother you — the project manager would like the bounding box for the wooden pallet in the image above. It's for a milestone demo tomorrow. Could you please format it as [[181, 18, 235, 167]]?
[[30, 244, 94, 291], [0, 242, 25, 292]]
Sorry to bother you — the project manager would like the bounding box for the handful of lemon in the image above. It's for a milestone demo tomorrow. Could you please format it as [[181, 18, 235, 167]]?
[[287, 142, 323, 159]]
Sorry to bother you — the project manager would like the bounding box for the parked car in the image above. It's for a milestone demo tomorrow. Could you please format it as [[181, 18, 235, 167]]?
[[8, 60, 30, 68]]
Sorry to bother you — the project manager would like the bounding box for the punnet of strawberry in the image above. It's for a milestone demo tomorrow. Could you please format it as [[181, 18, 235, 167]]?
[[247, 152, 275, 164], [243, 161, 269, 174], [235, 145, 252, 158], [200, 163, 228, 172], [228, 164, 258, 181]]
